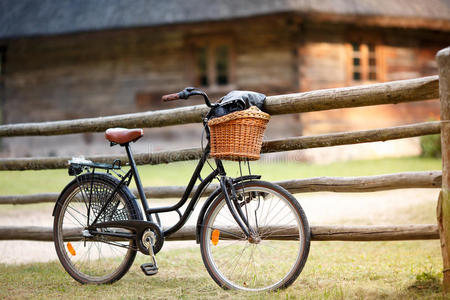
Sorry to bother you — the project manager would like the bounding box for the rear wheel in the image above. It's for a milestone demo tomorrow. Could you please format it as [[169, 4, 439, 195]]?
[[200, 180, 310, 291], [53, 173, 141, 284]]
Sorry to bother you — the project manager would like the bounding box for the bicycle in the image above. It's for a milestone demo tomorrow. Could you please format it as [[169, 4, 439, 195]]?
[[52, 87, 311, 292]]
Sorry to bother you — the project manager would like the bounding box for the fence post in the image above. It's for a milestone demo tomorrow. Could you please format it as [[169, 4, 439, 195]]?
[[437, 47, 450, 292]]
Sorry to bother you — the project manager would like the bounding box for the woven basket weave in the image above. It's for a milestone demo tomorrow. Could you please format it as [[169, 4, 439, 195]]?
[[208, 106, 270, 161]]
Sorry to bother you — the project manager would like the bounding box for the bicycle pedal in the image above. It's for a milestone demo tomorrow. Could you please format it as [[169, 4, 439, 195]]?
[[140, 263, 159, 276]]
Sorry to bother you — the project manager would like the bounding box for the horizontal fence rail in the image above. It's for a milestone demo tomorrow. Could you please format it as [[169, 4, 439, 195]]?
[[0, 171, 441, 204], [0, 224, 438, 242], [0, 72, 444, 249], [0, 76, 438, 137], [0, 121, 441, 170]]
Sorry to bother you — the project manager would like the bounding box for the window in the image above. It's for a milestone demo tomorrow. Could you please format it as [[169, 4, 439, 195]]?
[[194, 43, 231, 87], [215, 45, 229, 85], [188, 36, 234, 89], [196, 46, 208, 86], [349, 42, 382, 82]]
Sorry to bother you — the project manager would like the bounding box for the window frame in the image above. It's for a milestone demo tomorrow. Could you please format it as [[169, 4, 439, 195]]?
[[186, 35, 236, 91], [346, 38, 385, 85]]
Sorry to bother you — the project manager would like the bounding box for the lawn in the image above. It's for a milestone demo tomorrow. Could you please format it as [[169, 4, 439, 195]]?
[[0, 241, 443, 299], [0, 156, 445, 299]]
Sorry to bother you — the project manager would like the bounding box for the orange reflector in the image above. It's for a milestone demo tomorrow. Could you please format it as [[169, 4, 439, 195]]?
[[211, 229, 220, 246], [67, 242, 76, 256]]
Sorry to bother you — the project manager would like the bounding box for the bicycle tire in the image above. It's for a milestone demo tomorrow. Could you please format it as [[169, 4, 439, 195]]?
[[53, 173, 142, 284], [200, 180, 310, 291]]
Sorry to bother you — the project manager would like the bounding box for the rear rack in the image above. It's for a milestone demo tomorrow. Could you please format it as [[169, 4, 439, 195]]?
[[68, 157, 121, 176]]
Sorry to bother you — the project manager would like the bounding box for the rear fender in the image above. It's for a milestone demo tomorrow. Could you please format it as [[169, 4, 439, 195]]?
[[52, 173, 143, 220], [52, 177, 79, 217]]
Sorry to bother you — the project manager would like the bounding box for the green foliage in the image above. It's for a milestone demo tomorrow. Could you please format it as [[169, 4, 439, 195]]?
[[408, 271, 442, 293], [420, 134, 441, 158]]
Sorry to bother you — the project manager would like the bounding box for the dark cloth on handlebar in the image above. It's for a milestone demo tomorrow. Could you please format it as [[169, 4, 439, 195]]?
[[210, 90, 266, 119]]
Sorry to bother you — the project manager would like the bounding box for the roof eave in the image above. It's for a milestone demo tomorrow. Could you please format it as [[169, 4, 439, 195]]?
[[303, 12, 450, 31], [1, 11, 450, 41]]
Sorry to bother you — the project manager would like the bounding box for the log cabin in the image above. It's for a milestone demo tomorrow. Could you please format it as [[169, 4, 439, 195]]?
[[0, 0, 449, 159]]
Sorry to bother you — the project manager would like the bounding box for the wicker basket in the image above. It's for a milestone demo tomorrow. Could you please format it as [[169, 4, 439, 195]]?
[[208, 106, 270, 161]]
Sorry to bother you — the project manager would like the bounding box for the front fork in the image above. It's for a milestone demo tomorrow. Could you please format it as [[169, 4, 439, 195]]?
[[219, 176, 255, 239]]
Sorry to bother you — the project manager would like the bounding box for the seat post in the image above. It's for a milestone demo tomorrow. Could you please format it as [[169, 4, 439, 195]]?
[[124, 143, 152, 221]]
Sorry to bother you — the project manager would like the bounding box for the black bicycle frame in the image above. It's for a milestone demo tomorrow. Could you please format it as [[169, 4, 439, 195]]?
[[88, 138, 253, 243], [144, 144, 219, 237], [112, 141, 253, 239]]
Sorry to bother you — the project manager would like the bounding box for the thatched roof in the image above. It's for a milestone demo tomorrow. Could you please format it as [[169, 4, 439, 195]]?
[[1, 0, 450, 39]]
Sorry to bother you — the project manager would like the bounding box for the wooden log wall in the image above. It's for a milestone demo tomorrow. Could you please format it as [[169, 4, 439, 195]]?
[[4, 16, 299, 125]]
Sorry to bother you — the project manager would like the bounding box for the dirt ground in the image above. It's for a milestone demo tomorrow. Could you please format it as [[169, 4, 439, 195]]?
[[0, 188, 439, 264]]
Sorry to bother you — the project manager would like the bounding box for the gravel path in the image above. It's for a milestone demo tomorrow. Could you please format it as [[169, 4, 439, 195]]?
[[0, 189, 439, 264]]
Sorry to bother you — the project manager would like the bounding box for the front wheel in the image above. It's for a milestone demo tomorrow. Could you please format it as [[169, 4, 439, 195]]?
[[200, 180, 310, 291]]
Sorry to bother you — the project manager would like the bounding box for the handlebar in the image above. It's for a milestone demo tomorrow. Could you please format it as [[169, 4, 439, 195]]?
[[162, 87, 214, 107]]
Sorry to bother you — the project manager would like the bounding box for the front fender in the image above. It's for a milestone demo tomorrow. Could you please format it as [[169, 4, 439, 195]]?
[[195, 175, 260, 243]]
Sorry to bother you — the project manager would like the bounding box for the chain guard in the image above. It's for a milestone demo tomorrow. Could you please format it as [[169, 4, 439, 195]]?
[[89, 220, 164, 255]]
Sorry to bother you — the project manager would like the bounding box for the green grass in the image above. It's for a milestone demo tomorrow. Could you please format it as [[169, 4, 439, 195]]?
[[0, 156, 442, 195], [0, 241, 443, 299], [0, 156, 445, 299]]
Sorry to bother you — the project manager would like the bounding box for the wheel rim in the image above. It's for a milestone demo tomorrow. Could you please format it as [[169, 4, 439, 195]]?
[[203, 186, 306, 291], [55, 180, 135, 282]]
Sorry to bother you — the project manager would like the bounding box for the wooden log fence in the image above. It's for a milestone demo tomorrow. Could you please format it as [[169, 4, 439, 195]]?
[[0, 171, 442, 205], [0, 75, 438, 137], [0, 224, 439, 242], [0, 121, 441, 170], [437, 47, 450, 291], [0, 47, 449, 288]]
